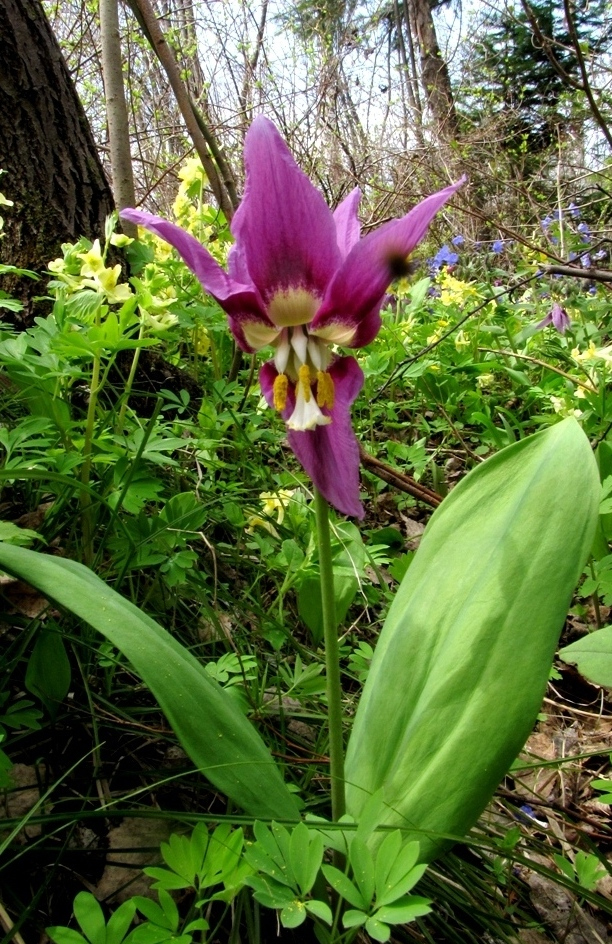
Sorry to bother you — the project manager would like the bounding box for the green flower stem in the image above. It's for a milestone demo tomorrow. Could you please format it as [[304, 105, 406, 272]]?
[[314, 487, 346, 823], [80, 322, 103, 567], [116, 322, 145, 435]]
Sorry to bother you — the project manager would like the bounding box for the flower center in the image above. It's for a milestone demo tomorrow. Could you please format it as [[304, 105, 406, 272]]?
[[268, 288, 320, 328], [272, 325, 335, 431]]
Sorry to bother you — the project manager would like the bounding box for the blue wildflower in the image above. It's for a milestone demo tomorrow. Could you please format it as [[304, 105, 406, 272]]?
[[451, 234, 465, 247], [491, 239, 504, 253], [429, 244, 459, 271], [568, 202, 580, 219], [577, 221, 591, 243]]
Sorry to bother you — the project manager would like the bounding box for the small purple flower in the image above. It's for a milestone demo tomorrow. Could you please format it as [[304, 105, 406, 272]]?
[[122, 117, 464, 518], [541, 215, 553, 230], [593, 248, 608, 261], [568, 202, 580, 219], [536, 302, 570, 334], [577, 221, 591, 243], [451, 234, 465, 247], [491, 239, 504, 253], [581, 253, 592, 268]]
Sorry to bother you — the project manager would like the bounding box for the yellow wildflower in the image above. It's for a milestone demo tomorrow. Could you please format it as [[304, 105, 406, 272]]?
[[438, 272, 481, 307]]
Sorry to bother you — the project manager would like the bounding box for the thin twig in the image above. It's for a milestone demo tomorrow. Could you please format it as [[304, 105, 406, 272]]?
[[477, 347, 598, 393]]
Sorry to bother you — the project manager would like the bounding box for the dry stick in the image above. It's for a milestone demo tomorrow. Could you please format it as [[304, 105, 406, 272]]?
[[0, 901, 26, 944], [127, 0, 235, 219], [359, 446, 442, 507], [541, 263, 612, 284], [477, 348, 598, 393]]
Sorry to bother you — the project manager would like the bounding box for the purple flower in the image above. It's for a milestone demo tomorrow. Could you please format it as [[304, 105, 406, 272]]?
[[491, 239, 504, 254], [430, 244, 459, 271], [568, 202, 580, 219], [451, 234, 465, 247], [541, 215, 553, 230], [122, 117, 464, 518], [577, 221, 591, 243], [536, 302, 570, 334]]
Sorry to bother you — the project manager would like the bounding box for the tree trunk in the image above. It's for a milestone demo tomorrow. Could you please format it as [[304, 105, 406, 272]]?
[[409, 0, 458, 139], [0, 0, 115, 321], [99, 0, 137, 234]]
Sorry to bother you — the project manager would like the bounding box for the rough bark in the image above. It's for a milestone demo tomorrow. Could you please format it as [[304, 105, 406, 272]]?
[[0, 0, 115, 320]]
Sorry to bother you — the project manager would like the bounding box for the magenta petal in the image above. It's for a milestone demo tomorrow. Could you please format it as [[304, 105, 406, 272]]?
[[288, 357, 364, 518], [334, 188, 361, 258], [313, 178, 466, 344], [121, 208, 273, 353], [230, 117, 340, 302], [121, 209, 237, 300], [260, 358, 364, 517]]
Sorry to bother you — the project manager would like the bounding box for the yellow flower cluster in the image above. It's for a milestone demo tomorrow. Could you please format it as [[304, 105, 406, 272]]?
[[438, 272, 481, 307], [49, 239, 132, 305], [572, 341, 612, 366], [169, 157, 228, 266], [245, 489, 297, 538]]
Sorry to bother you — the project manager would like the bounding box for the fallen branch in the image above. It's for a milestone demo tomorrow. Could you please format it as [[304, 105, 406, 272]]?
[[360, 446, 442, 507]]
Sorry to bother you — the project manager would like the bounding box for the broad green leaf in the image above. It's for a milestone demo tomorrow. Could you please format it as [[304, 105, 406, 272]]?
[[346, 420, 599, 861], [47, 930, 88, 944], [321, 864, 366, 910], [304, 831, 324, 894], [271, 822, 295, 885], [559, 625, 612, 688], [160, 834, 195, 884], [377, 863, 427, 908], [349, 836, 375, 905], [365, 915, 391, 942], [342, 909, 367, 929], [0, 544, 299, 821], [25, 625, 71, 719], [374, 830, 401, 900], [385, 842, 422, 892], [74, 893, 106, 944], [106, 900, 137, 944], [289, 822, 314, 894], [375, 896, 431, 923], [143, 867, 191, 891], [280, 900, 307, 928], [305, 900, 333, 925]]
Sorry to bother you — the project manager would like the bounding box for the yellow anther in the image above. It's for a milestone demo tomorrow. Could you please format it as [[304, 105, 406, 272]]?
[[298, 364, 312, 402], [316, 370, 335, 409], [273, 373, 288, 411]]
